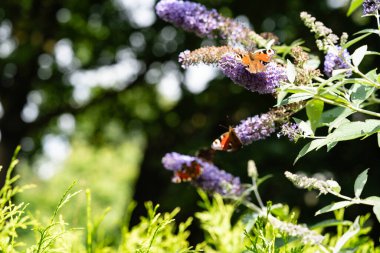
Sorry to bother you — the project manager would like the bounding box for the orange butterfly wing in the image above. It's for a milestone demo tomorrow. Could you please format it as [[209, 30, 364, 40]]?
[[253, 51, 272, 62], [173, 161, 202, 183], [241, 49, 275, 74], [211, 127, 242, 152]]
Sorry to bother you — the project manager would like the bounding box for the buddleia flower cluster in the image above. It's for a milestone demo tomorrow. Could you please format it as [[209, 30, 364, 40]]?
[[363, 0, 380, 14], [323, 46, 352, 77], [162, 152, 242, 196], [284, 171, 341, 195], [300, 12, 339, 52], [300, 12, 353, 78], [218, 54, 286, 94], [233, 102, 305, 145], [155, 0, 267, 47], [269, 216, 325, 245]]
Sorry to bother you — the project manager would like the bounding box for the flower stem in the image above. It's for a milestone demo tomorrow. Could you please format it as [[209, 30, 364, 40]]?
[[252, 178, 265, 209]]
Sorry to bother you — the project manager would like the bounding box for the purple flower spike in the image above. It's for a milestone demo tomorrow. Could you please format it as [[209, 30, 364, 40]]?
[[278, 122, 302, 142], [155, 0, 257, 48], [323, 46, 352, 77], [218, 53, 286, 94], [234, 114, 276, 145], [363, 0, 380, 15], [155, 0, 222, 38], [162, 152, 242, 196]]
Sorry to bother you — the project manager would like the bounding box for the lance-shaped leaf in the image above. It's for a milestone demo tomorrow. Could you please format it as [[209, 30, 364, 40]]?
[[316, 201, 353, 216], [352, 45, 367, 67], [354, 169, 369, 198]]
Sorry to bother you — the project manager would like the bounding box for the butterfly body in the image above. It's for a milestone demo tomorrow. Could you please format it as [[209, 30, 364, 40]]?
[[241, 49, 275, 73], [211, 127, 242, 152]]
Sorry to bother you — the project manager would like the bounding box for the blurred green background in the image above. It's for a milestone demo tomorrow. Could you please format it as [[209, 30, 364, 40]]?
[[0, 0, 379, 245]]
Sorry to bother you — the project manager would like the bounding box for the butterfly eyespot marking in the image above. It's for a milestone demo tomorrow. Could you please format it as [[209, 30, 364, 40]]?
[[211, 127, 242, 152], [265, 49, 275, 56], [241, 48, 276, 74]]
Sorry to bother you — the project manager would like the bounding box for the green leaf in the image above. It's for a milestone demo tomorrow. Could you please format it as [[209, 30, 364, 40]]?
[[326, 119, 380, 142], [296, 119, 314, 137], [329, 118, 351, 133], [352, 45, 367, 67], [310, 219, 352, 229], [333, 217, 360, 253], [280, 93, 313, 105], [286, 59, 296, 83], [355, 28, 380, 36], [332, 69, 350, 77], [306, 99, 324, 133], [378, 132, 380, 147], [326, 141, 338, 151], [318, 90, 350, 106], [303, 54, 320, 70], [319, 107, 354, 129], [354, 168, 369, 198], [276, 90, 288, 106], [316, 201, 353, 216], [344, 32, 371, 49], [373, 203, 380, 223], [347, 0, 364, 16], [294, 139, 328, 163], [350, 83, 375, 106], [363, 196, 380, 205], [365, 68, 379, 82]]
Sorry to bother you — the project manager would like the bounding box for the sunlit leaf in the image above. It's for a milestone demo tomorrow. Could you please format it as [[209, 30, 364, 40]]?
[[344, 32, 371, 49], [352, 45, 367, 67], [276, 90, 288, 106], [296, 119, 314, 137], [326, 141, 338, 151], [373, 203, 380, 223], [310, 219, 352, 229], [365, 68, 379, 82], [316, 201, 353, 216], [332, 69, 350, 77], [304, 54, 320, 70], [319, 107, 354, 131], [354, 168, 369, 198], [350, 83, 375, 105], [318, 90, 350, 105], [333, 217, 360, 253], [326, 119, 380, 142], [347, 0, 364, 16], [286, 59, 296, 83], [306, 99, 324, 133], [355, 28, 380, 36], [294, 139, 328, 164], [280, 93, 313, 105], [363, 196, 380, 205]]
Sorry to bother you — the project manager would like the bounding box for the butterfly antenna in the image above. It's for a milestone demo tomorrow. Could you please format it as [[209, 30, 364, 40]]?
[[218, 124, 229, 130]]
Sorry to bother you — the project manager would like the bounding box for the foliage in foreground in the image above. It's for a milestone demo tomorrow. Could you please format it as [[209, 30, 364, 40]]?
[[1, 151, 380, 252]]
